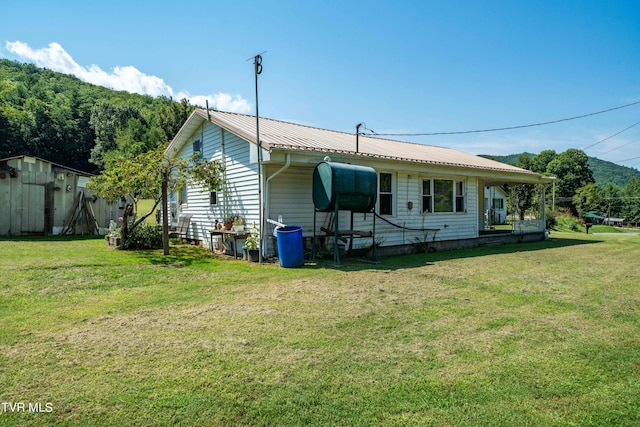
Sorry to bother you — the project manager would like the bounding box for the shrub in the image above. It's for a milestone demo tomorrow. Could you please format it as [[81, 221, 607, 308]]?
[[545, 207, 557, 230], [124, 223, 163, 250], [554, 212, 580, 232]]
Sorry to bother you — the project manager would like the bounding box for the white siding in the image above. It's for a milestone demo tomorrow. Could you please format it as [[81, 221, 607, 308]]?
[[267, 166, 316, 233], [167, 121, 513, 254], [174, 122, 259, 246], [265, 164, 481, 252], [367, 172, 479, 248]]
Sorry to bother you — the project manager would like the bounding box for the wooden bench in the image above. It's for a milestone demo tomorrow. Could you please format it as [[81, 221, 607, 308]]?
[[169, 214, 193, 240]]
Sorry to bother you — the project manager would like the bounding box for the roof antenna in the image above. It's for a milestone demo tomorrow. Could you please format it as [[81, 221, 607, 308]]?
[[356, 123, 364, 153], [249, 51, 266, 263]]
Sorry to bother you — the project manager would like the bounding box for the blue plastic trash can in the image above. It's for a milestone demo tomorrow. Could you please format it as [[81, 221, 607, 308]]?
[[276, 226, 304, 268]]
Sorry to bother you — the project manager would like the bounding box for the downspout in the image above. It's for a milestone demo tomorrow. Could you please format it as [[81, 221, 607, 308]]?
[[265, 153, 291, 229]]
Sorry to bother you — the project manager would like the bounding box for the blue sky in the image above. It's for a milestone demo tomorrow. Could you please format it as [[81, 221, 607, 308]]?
[[2, 1, 640, 167]]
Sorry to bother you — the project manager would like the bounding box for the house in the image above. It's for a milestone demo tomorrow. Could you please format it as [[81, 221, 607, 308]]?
[[604, 217, 624, 226], [0, 155, 119, 236], [585, 212, 604, 224], [164, 109, 553, 257], [484, 186, 508, 225]]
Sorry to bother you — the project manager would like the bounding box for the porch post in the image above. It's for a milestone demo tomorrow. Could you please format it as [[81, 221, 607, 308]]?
[[541, 184, 547, 233]]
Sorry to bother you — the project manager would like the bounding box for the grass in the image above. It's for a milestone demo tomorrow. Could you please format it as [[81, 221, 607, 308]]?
[[1, 233, 639, 425], [136, 199, 158, 224]]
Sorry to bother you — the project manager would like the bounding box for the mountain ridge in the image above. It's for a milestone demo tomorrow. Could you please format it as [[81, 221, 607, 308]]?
[[480, 153, 640, 188]]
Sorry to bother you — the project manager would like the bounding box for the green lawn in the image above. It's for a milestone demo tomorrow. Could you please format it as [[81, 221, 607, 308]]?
[[136, 199, 159, 224], [0, 233, 639, 426]]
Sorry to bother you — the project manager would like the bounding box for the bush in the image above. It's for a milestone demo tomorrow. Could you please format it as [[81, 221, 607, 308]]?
[[545, 207, 557, 230], [124, 223, 163, 250], [554, 212, 580, 232]]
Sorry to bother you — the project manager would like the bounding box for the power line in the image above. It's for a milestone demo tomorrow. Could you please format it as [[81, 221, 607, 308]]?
[[594, 137, 640, 157], [613, 154, 640, 163], [365, 99, 640, 137], [582, 121, 640, 151]]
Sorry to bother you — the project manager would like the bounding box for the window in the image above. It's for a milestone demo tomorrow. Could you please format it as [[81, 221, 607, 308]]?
[[456, 181, 465, 212], [178, 184, 188, 206], [492, 198, 504, 209], [422, 179, 432, 213], [379, 173, 393, 215], [192, 139, 203, 160], [210, 191, 218, 206], [422, 179, 465, 213], [434, 179, 453, 212]]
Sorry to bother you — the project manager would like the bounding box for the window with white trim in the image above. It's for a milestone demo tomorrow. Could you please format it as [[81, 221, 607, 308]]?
[[178, 183, 188, 206], [422, 179, 465, 213], [193, 139, 203, 160], [379, 173, 393, 215], [422, 179, 432, 213], [456, 181, 465, 212]]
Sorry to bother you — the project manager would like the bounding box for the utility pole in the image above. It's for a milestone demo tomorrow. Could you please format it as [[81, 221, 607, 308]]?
[[253, 52, 265, 262]]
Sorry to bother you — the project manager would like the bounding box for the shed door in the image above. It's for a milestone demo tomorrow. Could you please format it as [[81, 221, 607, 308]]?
[[22, 184, 45, 234]]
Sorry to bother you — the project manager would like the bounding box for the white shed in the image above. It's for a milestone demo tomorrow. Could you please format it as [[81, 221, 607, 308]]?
[[165, 109, 553, 257]]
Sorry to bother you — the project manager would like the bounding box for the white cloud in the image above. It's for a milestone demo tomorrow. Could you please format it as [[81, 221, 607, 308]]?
[[180, 92, 251, 113], [5, 41, 251, 113]]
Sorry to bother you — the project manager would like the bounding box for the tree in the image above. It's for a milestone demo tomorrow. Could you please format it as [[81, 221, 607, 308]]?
[[623, 177, 640, 224], [87, 149, 177, 248], [532, 149, 557, 174], [0, 59, 197, 172], [509, 153, 536, 220], [546, 149, 595, 200], [0, 108, 18, 157], [573, 183, 601, 219], [600, 183, 623, 219], [89, 103, 148, 168], [188, 156, 226, 192], [87, 148, 225, 252], [156, 97, 194, 143]]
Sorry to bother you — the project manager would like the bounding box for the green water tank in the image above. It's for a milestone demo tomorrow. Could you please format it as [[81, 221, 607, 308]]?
[[312, 161, 377, 213]]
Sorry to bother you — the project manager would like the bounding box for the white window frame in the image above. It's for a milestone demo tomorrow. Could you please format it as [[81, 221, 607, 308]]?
[[455, 181, 465, 213], [193, 139, 203, 160], [178, 183, 188, 207], [378, 172, 395, 216], [422, 179, 432, 213], [421, 178, 466, 214]]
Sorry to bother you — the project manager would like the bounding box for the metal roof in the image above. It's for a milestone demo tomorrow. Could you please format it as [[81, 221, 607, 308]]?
[[168, 108, 550, 180], [0, 155, 94, 176]]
